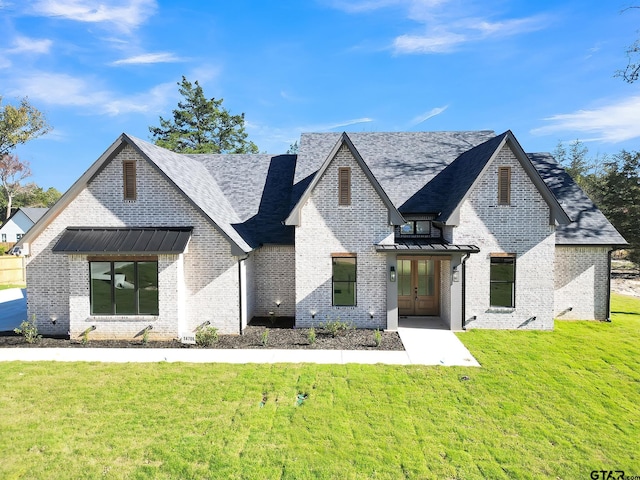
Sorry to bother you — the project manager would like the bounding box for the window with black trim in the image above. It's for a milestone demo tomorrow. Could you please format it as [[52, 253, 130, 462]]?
[[498, 166, 511, 205], [490, 255, 515, 308], [397, 220, 441, 239], [123, 160, 137, 200], [332, 255, 356, 306], [338, 167, 351, 205], [90, 260, 158, 315]]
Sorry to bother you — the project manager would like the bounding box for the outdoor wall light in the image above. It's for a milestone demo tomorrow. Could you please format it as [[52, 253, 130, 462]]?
[[50, 315, 57, 325], [452, 265, 460, 282], [275, 300, 281, 308], [310, 310, 317, 319], [369, 311, 374, 319], [389, 265, 396, 282]]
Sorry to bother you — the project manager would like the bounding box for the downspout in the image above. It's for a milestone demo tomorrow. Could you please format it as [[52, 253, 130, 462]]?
[[461, 253, 471, 330]]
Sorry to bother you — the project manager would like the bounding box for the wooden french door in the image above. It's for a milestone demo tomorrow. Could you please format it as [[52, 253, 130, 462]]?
[[397, 257, 440, 316]]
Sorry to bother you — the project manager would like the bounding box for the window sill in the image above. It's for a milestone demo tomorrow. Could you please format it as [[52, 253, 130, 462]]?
[[486, 307, 515, 314], [88, 316, 158, 322]]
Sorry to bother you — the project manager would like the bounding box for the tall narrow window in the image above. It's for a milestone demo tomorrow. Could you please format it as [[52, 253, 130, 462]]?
[[498, 166, 511, 205], [490, 254, 515, 308], [338, 167, 351, 205], [332, 254, 356, 306], [123, 160, 137, 200]]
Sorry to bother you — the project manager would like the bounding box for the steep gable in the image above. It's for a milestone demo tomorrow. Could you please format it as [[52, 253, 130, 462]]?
[[285, 132, 404, 226], [401, 131, 571, 226]]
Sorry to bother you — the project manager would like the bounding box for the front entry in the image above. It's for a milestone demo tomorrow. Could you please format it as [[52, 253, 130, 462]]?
[[397, 257, 440, 316]]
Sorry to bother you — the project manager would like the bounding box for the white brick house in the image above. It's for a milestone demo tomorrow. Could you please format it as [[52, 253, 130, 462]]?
[[18, 130, 626, 340]]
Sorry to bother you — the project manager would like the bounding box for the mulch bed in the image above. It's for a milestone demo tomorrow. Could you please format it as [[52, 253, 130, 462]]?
[[0, 319, 404, 351]]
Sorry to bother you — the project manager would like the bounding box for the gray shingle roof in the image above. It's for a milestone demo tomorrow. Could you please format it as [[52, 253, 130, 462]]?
[[106, 132, 625, 250], [125, 135, 252, 253], [20, 207, 49, 224], [296, 131, 496, 207], [528, 153, 627, 245], [399, 132, 508, 218]]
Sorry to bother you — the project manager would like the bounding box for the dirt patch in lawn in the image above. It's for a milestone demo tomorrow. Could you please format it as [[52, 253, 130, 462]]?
[[0, 318, 404, 351], [611, 260, 640, 298]]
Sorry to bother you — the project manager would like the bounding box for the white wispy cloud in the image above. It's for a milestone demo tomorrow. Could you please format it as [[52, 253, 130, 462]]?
[[112, 52, 183, 65], [393, 13, 548, 54], [327, 0, 549, 55], [7, 36, 53, 54], [7, 71, 175, 116], [28, 0, 157, 32], [410, 105, 448, 125], [531, 96, 640, 143]]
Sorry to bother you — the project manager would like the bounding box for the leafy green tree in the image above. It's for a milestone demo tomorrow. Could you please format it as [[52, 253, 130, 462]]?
[[149, 76, 258, 154], [287, 141, 299, 154], [553, 139, 602, 202], [0, 97, 51, 220], [0, 97, 51, 156], [598, 151, 640, 264]]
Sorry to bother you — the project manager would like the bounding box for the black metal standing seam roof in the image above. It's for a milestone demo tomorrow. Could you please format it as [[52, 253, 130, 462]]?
[[376, 241, 480, 253], [52, 227, 193, 254]]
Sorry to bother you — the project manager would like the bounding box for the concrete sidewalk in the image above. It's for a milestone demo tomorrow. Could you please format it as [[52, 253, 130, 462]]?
[[0, 329, 480, 366]]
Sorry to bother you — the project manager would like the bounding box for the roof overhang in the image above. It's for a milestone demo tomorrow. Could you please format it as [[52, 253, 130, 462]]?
[[52, 227, 193, 255], [376, 241, 480, 254]]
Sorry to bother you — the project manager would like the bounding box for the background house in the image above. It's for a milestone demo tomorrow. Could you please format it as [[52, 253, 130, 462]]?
[[0, 207, 49, 245]]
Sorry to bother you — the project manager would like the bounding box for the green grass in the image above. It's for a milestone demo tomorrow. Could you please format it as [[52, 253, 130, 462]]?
[[1, 294, 639, 479], [0, 283, 25, 290]]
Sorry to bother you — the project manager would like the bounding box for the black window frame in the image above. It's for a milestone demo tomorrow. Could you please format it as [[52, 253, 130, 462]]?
[[89, 259, 159, 315], [490, 255, 516, 308], [332, 255, 357, 306]]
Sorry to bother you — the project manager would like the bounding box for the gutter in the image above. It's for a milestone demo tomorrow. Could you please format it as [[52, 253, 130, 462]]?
[[607, 249, 614, 322]]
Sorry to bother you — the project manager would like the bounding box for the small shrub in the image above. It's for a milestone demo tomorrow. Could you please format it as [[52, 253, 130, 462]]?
[[307, 327, 316, 345], [14, 318, 41, 344], [321, 319, 353, 338], [373, 329, 382, 347], [195, 326, 219, 347], [0, 245, 5, 255], [81, 330, 90, 345], [142, 329, 150, 345], [260, 329, 269, 347]]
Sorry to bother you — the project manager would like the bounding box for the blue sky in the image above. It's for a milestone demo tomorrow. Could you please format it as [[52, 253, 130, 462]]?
[[1, 0, 639, 192]]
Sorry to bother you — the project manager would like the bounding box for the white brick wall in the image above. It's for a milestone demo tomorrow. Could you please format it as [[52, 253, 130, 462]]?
[[554, 246, 610, 320], [294, 145, 394, 329], [26, 144, 240, 339], [454, 144, 556, 330], [252, 245, 295, 317]]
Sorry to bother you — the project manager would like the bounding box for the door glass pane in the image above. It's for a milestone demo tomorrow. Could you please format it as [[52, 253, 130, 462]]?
[[90, 262, 112, 314], [418, 273, 427, 296], [138, 262, 159, 315], [114, 261, 136, 314], [398, 260, 411, 296]]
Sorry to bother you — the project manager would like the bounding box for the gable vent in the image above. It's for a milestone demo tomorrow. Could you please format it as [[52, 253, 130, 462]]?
[[123, 160, 137, 200], [338, 167, 351, 205], [498, 166, 511, 205]]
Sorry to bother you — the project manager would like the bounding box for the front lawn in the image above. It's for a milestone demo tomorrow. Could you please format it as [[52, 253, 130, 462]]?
[[0, 293, 638, 479]]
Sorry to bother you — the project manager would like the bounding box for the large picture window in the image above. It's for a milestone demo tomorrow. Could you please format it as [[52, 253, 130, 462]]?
[[90, 260, 158, 315], [332, 255, 356, 306], [490, 255, 515, 308]]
